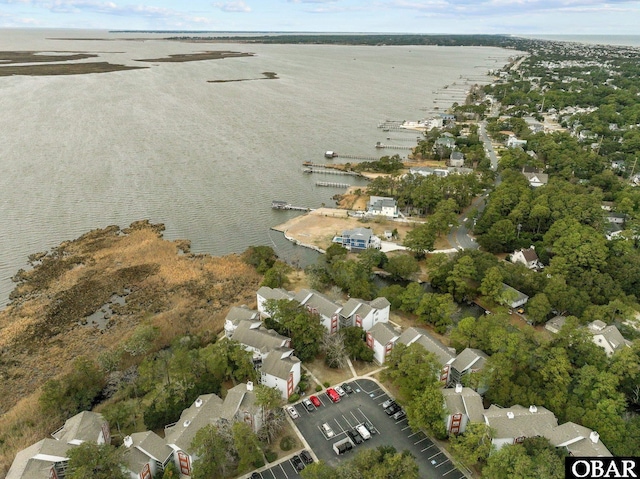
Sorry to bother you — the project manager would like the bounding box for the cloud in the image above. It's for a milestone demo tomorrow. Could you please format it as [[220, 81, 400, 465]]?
[[213, 0, 251, 12], [288, 0, 338, 3]]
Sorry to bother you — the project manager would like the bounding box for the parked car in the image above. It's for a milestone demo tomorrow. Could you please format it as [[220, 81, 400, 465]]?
[[251, 473, 262, 479], [342, 383, 354, 394], [322, 422, 335, 438], [291, 455, 305, 472], [347, 430, 363, 445], [326, 388, 341, 403], [310, 395, 321, 407], [517, 307, 525, 314], [364, 421, 377, 435], [300, 450, 314, 465], [334, 385, 346, 397], [302, 398, 314, 412], [392, 409, 406, 421], [287, 406, 299, 420], [382, 398, 396, 409], [385, 403, 401, 415]]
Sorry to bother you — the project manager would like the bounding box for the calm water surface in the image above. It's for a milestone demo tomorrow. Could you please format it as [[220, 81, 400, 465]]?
[[0, 29, 514, 306]]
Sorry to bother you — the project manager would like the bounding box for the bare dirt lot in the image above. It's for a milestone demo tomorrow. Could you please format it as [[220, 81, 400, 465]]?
[[271, 208, 417, 252]]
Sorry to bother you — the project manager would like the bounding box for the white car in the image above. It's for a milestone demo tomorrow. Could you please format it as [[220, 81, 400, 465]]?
[[321, 422, 335, 438], [334, 385, 346, 397], [287, 406, 300, 420]]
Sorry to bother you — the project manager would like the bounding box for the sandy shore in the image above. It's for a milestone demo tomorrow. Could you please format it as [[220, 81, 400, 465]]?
[[271, 207, 416, 253]]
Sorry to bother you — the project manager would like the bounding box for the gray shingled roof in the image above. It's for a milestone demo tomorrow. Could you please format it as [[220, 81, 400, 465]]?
[[261, 348, 300, 380], [545, 316, 567, 333], [6, 439, 71, 479], [124, 446, 155, 476], [128, 431, 173, 463], [294, 289, 342, 319], [545, 422, 612, 457], [368, 322, 399, 345], [340, 298, 372, 320], [51, 411, 105, 444], [484, 405, 558, 440], [225, 306, 260, 325], [370, 297, 391, 309], [164, 394, 224, 453], [257, 286, 293, 302], [442, 387, 485, 423], [397, 327, 456, 366], [450, 348, 488, 374], [231, 321, 289, 354], [593, 324, 629, 352], [501, 283, 529, 305]]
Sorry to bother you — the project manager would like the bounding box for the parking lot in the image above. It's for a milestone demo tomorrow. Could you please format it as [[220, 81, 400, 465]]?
[[252, 378, 466, 479]]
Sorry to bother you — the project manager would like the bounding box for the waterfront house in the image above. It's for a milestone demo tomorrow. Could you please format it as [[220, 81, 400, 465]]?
[[224, 305, 261, 337], [367, 196, 399, 218], [409, 166, 450, 178], [442, 385, 484, 435], [339, 296, 390, 331], [256, 286, 293, 317], [366, 322, 400, 364], [336, 227, 382, 251]]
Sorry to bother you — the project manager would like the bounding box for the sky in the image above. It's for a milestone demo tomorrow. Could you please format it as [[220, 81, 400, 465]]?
[[0, 0, 640, 35]]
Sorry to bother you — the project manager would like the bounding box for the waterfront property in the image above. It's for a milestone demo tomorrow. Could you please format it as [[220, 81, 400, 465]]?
[[367, 196, 399, 218], [333, 227, 382, 251]]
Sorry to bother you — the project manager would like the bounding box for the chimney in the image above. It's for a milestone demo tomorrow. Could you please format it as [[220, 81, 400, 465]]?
[[455, 384, 463, 393], [590, 431, 600, 443], [123, 436, 133, 448], [529, 405, 537, 413], [195, 398, 203, 408], [507, 412, 515, 419], [247, 381, 254, 391]]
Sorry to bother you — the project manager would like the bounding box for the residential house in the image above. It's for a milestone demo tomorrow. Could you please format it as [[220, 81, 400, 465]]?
[[220, 382, 264, 434], [545, 316, 567, 334], [446, 348, 488, 390], [293, 289, 342, 333], [224, 305, 260, 337], [587, 320, 631, 357], [256, 286, 293, 317], [366, 322, 400, 364], [7, 411, 109, 479], [339, 296, 390, 331], [501, 283, 529, 309], [483, 405, 558, 451], [228, 320, 291, 360], [521, 166, 549, 187], [448, 151, 465, 167], [397, 327, 456, 383], [260, 348, 301, 399], [545, 422, 612, 457], [434, 136, 456, 152], [605, 212, 627, 225], [336, 228, 382, 251], [506, 136, 527, 149], [164, 393, 225, 476], [367, 196, 399, 218], [523, 116, 544, 133], [409, 166, 449, 178], [511, 246, 543, 270], [442, 385, 485, 435], [124, 431, 174, 479]]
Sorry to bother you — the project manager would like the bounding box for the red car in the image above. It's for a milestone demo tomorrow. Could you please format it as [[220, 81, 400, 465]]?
[[326, 388, 341, 403], [310, 395, 321, 407]]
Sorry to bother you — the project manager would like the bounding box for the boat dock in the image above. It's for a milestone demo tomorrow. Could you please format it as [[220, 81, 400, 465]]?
[[375, 142, 414, 150], [315, 181, 351, 188], [272, 200, 312, 211], [303, 167, 362, 177]]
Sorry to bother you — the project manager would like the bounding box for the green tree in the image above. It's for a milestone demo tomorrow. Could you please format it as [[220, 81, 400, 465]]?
[[526, 293, 552, 324], [341, 326, 374, 362], [479, 266, 504, 303], [482, 437, 565, 479], [384, 254, 420, 280], [300, 460, 334, 479], [243, 245, 277, 273], [399, 282, 425, 314], [449, 423, 494, 467], [403, 222, 437, 257], [232, 422, 263, 472], [190, 424, 232, 479], [261, 261, 292, 288], [406, 384, 447, 438], [446, 255, 477, 302], [382, 343, 442, 402], [416, 292, 455, 333], [66, 442, 128, 479]]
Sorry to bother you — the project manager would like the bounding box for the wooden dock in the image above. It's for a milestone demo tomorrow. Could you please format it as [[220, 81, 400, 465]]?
[[315, 181, 351, 188], [303, 167, 362, 177], [375, 142, 414, 150], [272, 200, 312, 211]]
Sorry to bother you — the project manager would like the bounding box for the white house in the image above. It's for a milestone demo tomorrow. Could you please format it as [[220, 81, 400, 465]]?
[[501, 283, 529, 309], [260, 348, 301, 399], [7, 411, 110, 479], [587, 320, 631, 357], [366, 322, 400, 364], [511, 246, 543, 270], [335, 228, 382, 251], [442, 385, 485, 435], [367, 196, 399, 218], [256, 286, 293, 317], [293, 289, 342, 333], [545, 316, 568, 334], [507, 136, 527, 149], [228, 320, 291, 360], [397, 327, 456, 383], [339, 296, 390, 331]]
